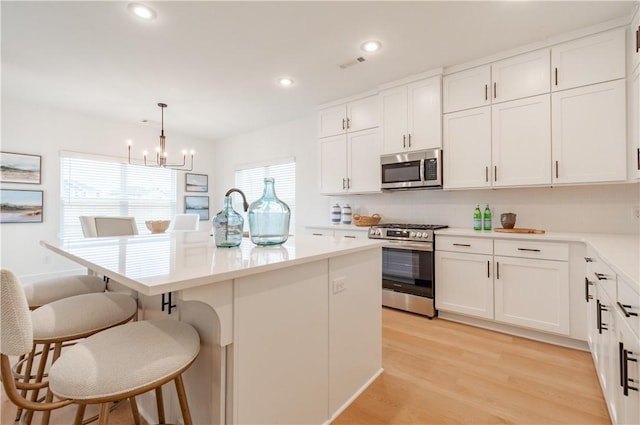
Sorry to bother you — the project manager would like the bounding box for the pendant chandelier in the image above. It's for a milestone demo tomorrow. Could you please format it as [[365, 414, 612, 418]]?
[[127, 102, 194, 171]]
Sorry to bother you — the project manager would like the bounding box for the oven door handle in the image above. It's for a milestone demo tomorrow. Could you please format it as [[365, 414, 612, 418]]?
[[384, 241, 433, 252]]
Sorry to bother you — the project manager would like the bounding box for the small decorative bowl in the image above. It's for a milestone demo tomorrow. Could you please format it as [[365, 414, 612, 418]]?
[[500, 213, 517, 229], [145, 220, 171, 234]]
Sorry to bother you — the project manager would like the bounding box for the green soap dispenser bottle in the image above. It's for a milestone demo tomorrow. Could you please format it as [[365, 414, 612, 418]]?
[[483, 204, 492, 231], [473, 204, 482, 230]]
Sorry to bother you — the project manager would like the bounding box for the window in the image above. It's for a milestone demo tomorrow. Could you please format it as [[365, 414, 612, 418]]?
[[234, 158, 296, 234], [60, 152, 177, 238]]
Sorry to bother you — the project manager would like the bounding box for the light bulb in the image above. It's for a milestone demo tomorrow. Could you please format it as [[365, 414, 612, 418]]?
[[127, 139, 133, 146], [360, 40, 382, 53]]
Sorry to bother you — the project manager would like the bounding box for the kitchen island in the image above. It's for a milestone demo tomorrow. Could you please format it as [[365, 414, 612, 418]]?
[[42, 233, 385, 425]]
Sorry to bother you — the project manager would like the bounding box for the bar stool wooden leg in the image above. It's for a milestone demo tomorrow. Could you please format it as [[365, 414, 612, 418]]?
[[129, 397, 141, 425], [16, 348, 36, 421], [25, 342, 51, 425], [41, 343, 63, 425], [155, 386, 166, 424], [98, 403, 110, 425], [174, 374, 193, 425], [73, 404, 86, 425]]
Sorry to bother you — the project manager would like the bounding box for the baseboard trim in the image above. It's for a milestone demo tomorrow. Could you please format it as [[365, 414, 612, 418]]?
[[325, 367, 384, 425], [438, 311, 589, 351]]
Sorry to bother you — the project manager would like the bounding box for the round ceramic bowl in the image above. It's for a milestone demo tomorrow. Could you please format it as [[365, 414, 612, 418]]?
[[145, 220, 171, 234], [500, 213, 517, 229]]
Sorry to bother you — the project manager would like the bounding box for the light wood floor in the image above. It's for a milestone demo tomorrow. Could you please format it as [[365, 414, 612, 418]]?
[[2, 307, 609, 424]]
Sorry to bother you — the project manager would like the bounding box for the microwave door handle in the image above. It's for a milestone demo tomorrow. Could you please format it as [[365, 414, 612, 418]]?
[[419, 159, 425, 183]]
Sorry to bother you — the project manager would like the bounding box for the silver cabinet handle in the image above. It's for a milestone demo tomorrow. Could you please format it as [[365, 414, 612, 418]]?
[[493, 82, 497, 99], [484, 84, 488, 100], [554, 67, 558, 86], [346, 117, 350, 129], [408, 134, 412, 148], [555, 160, 559, 179], [403, 134, 406, 148], [517, 248, 541, 252], [494, 165, 497, 182], [453, 243, 471, 247], [342, 118, 346, 130], [485, 166, 489, 182]]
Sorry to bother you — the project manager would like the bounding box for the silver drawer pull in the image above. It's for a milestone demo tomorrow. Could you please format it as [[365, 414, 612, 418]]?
[[453, 243, 471, 247], [618, 302, 639, 318], [517, 248, 541, 252]]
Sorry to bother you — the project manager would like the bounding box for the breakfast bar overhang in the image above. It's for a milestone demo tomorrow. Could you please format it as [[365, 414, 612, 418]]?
[[42, 233, 385, 424]]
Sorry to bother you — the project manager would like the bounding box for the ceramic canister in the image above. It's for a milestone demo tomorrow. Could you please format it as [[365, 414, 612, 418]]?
[[331, 203, 341, 225], [341, 204, 352, 225]]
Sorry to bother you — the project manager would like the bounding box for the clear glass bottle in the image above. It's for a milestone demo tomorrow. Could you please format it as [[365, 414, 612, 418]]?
[[213, 196, 244, 247], [248, 178, 291, 245]]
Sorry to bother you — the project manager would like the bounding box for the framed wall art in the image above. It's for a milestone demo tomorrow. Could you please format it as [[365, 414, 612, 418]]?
[[0, 189, 43, 223], [185, 195, 209, 221], [185, 173, 208, 192], [0, 152, 42, 184]]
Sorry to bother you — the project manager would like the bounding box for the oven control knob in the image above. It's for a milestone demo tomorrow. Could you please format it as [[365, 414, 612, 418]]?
[[416, 232, 422, 238], [410, 232, 416, 238]]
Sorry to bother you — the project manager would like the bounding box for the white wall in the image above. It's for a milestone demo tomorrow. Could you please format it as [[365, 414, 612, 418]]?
[[1, 97, 216, 279], [215, 115, 640, 236]]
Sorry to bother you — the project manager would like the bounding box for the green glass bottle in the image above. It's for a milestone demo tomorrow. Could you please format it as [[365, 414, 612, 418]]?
[[483, 204, 492, 231], [473, 204, 482, 231]]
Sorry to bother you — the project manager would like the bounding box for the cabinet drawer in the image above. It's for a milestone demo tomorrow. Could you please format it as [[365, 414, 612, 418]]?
[[587, 252, 617, 301], [617, 277, 640, 338], [334, 230, 368, 240], [494, 240, 568, 261], [436, 236, 493, 255]]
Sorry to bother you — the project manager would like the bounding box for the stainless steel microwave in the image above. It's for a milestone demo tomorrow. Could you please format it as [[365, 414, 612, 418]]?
[[380, 149, 442, 190]]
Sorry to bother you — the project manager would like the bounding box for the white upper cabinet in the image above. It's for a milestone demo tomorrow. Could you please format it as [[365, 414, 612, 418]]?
[[380, 75, 442, 154], [491, 49, 550, 103], [630, 66, 640, 180], [552, 79, 627, 184], [551, 27, 626, 92], [318, 95, 379, 138], [492, 94, 551, 187], [442, 106, 492, 189], [443, 66, 491, 113]]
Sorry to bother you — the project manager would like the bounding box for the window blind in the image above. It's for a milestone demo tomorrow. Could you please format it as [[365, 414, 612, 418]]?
[[235, 159, 296, 234], [60, 153, 177, 239]]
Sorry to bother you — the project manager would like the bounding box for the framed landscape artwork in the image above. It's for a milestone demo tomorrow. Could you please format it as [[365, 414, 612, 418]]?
[[185, 195, 209, 220], [0, 152, 42, 184], [0, 189, 44, 223], [185, 173, 208, 192]]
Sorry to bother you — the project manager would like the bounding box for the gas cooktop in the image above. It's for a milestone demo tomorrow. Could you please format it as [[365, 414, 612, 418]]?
[[372, 223, 449, 230]]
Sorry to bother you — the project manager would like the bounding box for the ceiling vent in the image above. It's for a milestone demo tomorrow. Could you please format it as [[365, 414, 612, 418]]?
[[339, 56, 366, 69]]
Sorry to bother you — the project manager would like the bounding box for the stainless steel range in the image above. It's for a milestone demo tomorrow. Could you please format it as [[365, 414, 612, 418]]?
[[368, 223, 448, 318]]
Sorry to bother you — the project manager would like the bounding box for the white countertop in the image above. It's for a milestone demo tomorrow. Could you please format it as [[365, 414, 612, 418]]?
[[435, 228, 639, 290], [41, 233, 385, 296]]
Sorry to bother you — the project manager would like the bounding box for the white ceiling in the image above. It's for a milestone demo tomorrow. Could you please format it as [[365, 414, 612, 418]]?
[[2, 1, 638, 141]]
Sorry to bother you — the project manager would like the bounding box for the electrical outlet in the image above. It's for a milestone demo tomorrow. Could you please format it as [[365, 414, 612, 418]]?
[[332, 277, 346, 294], [633, 206, 640, 220]]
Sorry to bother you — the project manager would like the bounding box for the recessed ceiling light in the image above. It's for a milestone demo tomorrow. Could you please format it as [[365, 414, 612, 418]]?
[[360, 40, 382, 53], [128, 3, 157, 20], [278, 77, 294, 87]]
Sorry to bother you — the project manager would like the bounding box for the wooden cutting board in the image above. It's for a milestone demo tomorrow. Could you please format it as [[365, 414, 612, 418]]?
[[494, 228, 545, 234]]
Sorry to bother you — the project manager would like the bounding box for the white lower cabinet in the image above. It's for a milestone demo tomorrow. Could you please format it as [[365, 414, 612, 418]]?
[[306, 226, 369, 239], [435, 238, 494, 319], [436, 236, 570, 335], [585, 250, 640, 425], [494, 254, 570, 335]]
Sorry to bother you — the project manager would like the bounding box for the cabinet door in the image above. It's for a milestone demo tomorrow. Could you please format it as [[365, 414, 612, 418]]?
[[619, 316, 640, 425], [318, 105, 347, 138], [319, 135, 347, 194], [551, 27, 625, 91], [435, 251, 494, 320], [347, 128, 381, 193], [630, 67, 640, 180], [492, 49, 550, 103], [442, 106, 491, 189], [407, 76, 442, 150], [597, 288, 620, 424], [380, 86, 408, 154], [347, 95, 380, 133], [492, 94, 551, 187], [631, 8, 640, 74], [552, 79, 626, 184], [443, 65, 491, 113], [494, 256, 570, 335]]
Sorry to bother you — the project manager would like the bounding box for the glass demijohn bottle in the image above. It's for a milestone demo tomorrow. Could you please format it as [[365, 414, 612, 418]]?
[[213, 196, 244, 247], [248, 178, 291, 245]]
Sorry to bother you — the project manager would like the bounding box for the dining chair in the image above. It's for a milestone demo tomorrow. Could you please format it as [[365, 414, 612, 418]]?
[[79, 215, 98, 237], [171, 213, 200, 231], [94, 216, 138, 237], [1, 269, 200, 425]]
